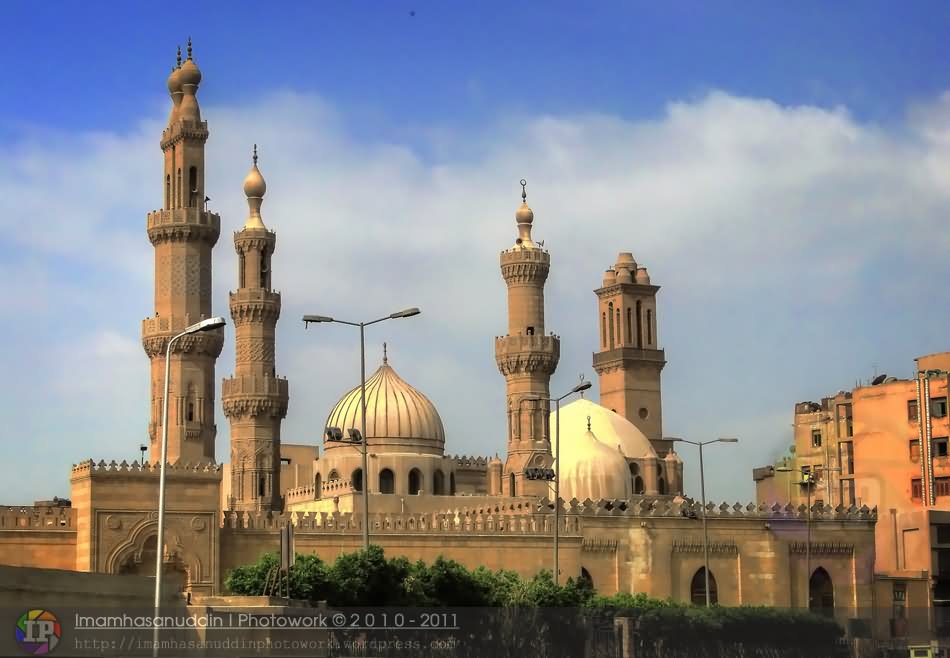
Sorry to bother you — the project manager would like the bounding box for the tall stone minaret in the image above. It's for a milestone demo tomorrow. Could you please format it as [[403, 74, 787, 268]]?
[[221, 147, 289, 512], [592, 252, 670, 455], [143, 41, 224, 464], [495, 181, 560, 498]]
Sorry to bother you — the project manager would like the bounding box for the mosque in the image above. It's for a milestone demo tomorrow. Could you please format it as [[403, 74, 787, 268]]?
[[0, 44, 879, 624]]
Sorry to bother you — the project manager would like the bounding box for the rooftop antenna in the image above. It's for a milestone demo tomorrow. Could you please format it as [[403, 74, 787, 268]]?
[[578, 374, 587, 398]]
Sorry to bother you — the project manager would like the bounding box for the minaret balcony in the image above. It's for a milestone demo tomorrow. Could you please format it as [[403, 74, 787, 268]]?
[[593, 346, 667, 373], [222, 375, 289, 419], [141, 314, 225, 359], [495, 334, 560, 376], [160, 119, 209, 149], [229, 289, 281, 325], [147, 208, 220, 245]]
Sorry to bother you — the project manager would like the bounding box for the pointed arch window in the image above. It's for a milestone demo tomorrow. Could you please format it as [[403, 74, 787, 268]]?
[[601, 312, 607, 349], [260, 249, 269, 289], [176, 168, 182, 207], [351, 468, 363, 492], [165, 175, 171, 209], [509, 473, 516, 497], [625, 307, 632, 344], [691, 568, 718, 605], [636, 301, 643, 348], [616, 308, 622, 346], [188, 166, 198, 208], [433, 470, 445, 495], [408, 468, 423, 495], [379, 469, 395, 494], [314, 473, 322, 499], [258, 476, 266, 498], [608, 302, 615, 349], [809, 567, 834, 617], [647, 309, 653, 346]]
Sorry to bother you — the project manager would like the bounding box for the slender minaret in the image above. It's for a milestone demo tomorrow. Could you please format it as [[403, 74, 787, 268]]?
[[222, 147, 289, 512], [495, 181, 560, 498], [143, 40, 224, 464], [593, 252, 669, 455]]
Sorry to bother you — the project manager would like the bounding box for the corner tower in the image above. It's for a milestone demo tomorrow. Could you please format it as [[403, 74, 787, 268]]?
[[143, 41, 224, 464], [495, 181, 560, 497], [592, 252, 669, 454], [221, 147, 289, 512]]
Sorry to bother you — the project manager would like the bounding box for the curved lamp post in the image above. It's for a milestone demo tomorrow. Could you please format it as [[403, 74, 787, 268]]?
[[523, 379, 592, 585], [303, 308, 420, 550], [153, 316, 226, 657], [669, 436, 738, 607]]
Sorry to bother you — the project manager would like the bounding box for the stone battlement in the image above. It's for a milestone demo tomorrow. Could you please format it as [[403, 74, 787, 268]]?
[[451, 455, 489, 468], [0, 506, 75, 530], [70, 459, 222, 481]]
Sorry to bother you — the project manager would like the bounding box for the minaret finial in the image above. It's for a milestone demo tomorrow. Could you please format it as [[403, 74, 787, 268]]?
[[579, 374, 586, 398], [521, 179, 527, 203], [383, 342, 388, 365], [587, 416, 592, 432], [187, 37, 193, 60], [253, 143, 258, 166], [176, 45, 182, 68]]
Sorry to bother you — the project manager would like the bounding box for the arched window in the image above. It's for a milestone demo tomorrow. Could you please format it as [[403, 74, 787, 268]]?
[[607, 302, 615, 349], [187, 402, 194, 423], [636, 301, 643, 348], [616, 308, 621, 346], [165, 175, 171, 209], [408, 468, 423, 495], [509, 473, 516, 497], [625, 307, 632, 344], [238, 253, 246, 288], [809, 567, 834, 617], [328, 470, 340, 481], [379, 469, 395, 494], [601, 312, 607, 348], [580, 567, 594, 590], [176, 168, 182, 207], [658, 477, 667, 495], [314, 473, 322, 499], [188, 166, 198, 207], [634, 476, 644, 494], [450, 472, 457, 495], [691, 568, 718, 605], [647, 309, 653, 345], [433, 470, 445, 495], [351, 468, 363, 492], [258, 476, 266, 498], [260, 249, 269, 289]]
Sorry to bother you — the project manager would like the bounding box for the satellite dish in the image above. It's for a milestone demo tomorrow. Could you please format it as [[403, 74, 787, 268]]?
[[871, 374, 887, 385]]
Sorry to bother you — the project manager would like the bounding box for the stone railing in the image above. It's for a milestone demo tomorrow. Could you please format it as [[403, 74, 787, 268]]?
[[146, 207, 219, 230], [221, 375, 289, 398], [221, 509, 579, 536], [0, 506, 75, 530]]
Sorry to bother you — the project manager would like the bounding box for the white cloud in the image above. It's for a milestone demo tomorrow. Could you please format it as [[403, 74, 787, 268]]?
[[2, 86, 950, 504]]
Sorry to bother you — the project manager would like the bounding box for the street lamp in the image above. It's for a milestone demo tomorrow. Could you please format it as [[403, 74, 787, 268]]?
[[303, 308, 421, 550], [153, 315, 226, 657], [776, 464, 841, 608], [523, 379, 592, 585], [669, 436, 738, 607]]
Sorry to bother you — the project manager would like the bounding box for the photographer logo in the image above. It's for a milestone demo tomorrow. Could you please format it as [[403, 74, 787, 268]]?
[[15, 610, 60, 655]]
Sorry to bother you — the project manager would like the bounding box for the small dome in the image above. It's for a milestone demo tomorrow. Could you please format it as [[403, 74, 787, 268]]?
[[558, 426, 632, 501], [615, 252, 637, 270], [179, 39, 201, 86], [602, 269, 617, 287], [325, 352, 445, 454], [664, 450, 681, 463], [166, 66, 182, 94], [516, 202, 534, 224], [243, 162, 266, 199], [552, 398, 657, 460], [616, 267, 634, 283], [635, 267, 650, 284]]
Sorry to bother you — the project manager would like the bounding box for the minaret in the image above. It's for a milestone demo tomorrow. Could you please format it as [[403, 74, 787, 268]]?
[[592, 252, 669, 455], [221, 146, 289, 512], [143, 40, 224, 464], [495, 181, 560, 498]]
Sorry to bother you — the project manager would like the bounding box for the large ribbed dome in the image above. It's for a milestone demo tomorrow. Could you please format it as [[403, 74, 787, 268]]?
[[324, 351, 445, 454]]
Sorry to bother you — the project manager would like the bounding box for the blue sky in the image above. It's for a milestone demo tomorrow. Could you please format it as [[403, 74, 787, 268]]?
[[3, 2, 950, 505]]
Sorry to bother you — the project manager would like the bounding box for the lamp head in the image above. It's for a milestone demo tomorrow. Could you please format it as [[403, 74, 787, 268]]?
[[185, 316, 226, 334], [390, 307, 421, 319], [572, 381, 593, 394], [303, 315, 334, 324], [325, 427, 343, 442], [347, 428, 363, 442], [717, 437, 739, 443]]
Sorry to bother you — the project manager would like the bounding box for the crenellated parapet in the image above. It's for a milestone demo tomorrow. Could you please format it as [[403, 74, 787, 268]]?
[[221, 375, 289, 419], [0, 506, 75, 530], [70, 459, 222, 481], [500, 249, 551, 285], [495, 335, 560, 376], [142, 315, 225, 359], [146, 208, 220, 246], [233, 228, 276, 254], [451, 455, 489, 469], [228, 289, 281, 326], [160, 118, 209, 150]]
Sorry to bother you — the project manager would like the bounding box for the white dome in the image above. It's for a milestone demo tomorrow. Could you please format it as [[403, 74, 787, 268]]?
[[551, 398, 657, 460], [558, 427, 632, 501]]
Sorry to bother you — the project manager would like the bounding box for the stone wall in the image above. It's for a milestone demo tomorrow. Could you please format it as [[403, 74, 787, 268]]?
[[0, 506, 77, 570]]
